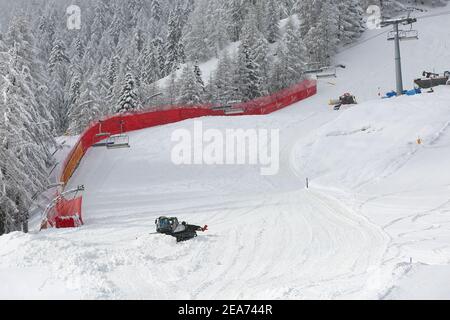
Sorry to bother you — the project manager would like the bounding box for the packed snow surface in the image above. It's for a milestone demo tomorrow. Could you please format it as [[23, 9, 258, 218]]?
[[2, 7, 450, 299]]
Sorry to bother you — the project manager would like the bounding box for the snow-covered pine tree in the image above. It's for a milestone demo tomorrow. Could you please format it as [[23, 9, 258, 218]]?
[[32, 6, 57, 65], [165, 72, 179, 105], [152, 37, 166, 79], [265, 0, 280, 43], [236, 8, 266, 101], [253, 35, 270, 95], [69, 77, 103, 134], [107, 12, 126, 48], [48, 39, 71, 134], [207, 0, 230, 57], [152, 0, 163, 24], [237, 42, 262, 101], [5, 16, 55, 160], [0, 50, 50, 234], [212, 49, 238, 104], [108, 55, 121, 88], [284, 17, 306, 84], [178, 63, 204, 105], [304, 0, 339, 66], [67, 74, 82, 133], [295, 0, 317, 38], [91, 0, 111, 49], [193, 60, 205, 93], [182, 0, 212, 62], [279, 0, 297, 18], [117, 72, 142, 113], [270, 17, 306, 92], [165, 4, 186, 74], [338, 0, 365, 45], [137, 43, 154, 86], [228, 0, 247, 42]]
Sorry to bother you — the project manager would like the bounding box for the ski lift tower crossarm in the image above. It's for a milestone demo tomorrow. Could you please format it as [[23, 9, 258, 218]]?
[[381, 15, 418, 95]]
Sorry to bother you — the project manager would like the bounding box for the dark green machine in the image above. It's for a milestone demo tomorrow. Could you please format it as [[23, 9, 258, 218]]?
[[155, 216, 208, 242]]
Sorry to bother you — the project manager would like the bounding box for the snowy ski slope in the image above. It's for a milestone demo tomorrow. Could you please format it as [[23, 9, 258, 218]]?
[[1, 7, 450, 299]]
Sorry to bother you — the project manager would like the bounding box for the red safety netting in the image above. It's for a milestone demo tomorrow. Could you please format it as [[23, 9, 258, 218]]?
[[60, 79, 316, 186], [41, 195, 83, 230], [51, 79, 316, 230]]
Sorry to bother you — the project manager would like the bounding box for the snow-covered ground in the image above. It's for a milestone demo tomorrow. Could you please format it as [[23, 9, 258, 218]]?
[[2, 7, 450, 299]]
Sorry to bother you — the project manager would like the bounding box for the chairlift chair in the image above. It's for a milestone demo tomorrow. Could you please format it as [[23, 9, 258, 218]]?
[[106, 134, 130, 149], [316, 69, 337, 79], [315, 66, 338, 79], [387, 29, 418, 41], [225, 107, 245, 115], [211, 100, 243, 112], [304, 64, 343, 79], [211, 104, 232, 111]]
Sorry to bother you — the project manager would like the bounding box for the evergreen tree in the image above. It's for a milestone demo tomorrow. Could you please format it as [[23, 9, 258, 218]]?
[[228, 0, 246, 41], [165, 72, 179, 105], [165, 5, 186, 74], [206, 0, 231, 56], [183, 0, 212, 62], [212, 50, 238, 104], [338, 0, 365, 45], [152, 37, 166, 79], [0, 50, 50, 234], [178, 63, 204, 105], [193, 60, 205, 93], [236, 9, 266, 101], [117, 72, 142, 113], [265, 0, 280, 43], [152, 0, 163, 24], [69, 78, 103, 134], [304, 0, 339, 66], [295, 0, 317, 38], [237, 41, 262, 101], [48, 39, 71, 134], [270, 17, 306, 92]]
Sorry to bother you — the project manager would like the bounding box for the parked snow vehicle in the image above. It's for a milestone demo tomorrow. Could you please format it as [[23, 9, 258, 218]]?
[[155, 216, 208, 242], [329, 93, 357, 110], [155, 216, 178, 234], [414, 71, 450, 89]]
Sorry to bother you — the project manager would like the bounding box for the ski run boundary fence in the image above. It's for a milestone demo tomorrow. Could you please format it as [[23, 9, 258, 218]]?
[[44, 79, 317, 229]]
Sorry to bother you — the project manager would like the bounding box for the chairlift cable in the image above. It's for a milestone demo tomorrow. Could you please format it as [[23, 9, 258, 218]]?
[[338, 9, 450, 54], [415, 10, 450, 20], [338, 29, 390, 54]]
